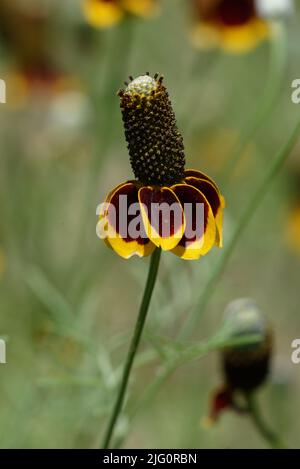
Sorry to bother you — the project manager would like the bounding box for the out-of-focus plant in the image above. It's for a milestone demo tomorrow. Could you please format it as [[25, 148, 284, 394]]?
[[204, 298, 286, 448], [0, 1, 82, 111], [189, 0, 292, 53], [188, 1, 293, 186], [83, 0, 159, 29], [286, 202, 300, 254]]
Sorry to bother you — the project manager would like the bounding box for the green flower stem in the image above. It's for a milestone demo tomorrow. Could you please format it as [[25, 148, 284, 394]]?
[[102, 247, 162, 449], [181, 116, 300, 339], [221, 22, 287, 185], [116, 334, 262, 448], [246, 393, 287, 449]]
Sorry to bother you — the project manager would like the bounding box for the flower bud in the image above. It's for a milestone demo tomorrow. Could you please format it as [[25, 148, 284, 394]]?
[[221, 298, 273, 391]]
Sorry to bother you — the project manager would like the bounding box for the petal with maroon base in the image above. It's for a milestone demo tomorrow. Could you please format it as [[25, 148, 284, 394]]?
[[184, 169, 224, 203], [138, 186, 185, 251], [170, 183, 216, 260], [185, 176, 223, 247], [98, 182, 155, 259]]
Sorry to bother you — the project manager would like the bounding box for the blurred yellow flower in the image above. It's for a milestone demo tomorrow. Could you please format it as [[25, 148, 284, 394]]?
[[83, 0, 124, 28], [0, 1, 83, 110], [122, 0, 158, 17], [83, 0, 158, 29], [190, 0, 270, 53], [286, 203, 300, 254]]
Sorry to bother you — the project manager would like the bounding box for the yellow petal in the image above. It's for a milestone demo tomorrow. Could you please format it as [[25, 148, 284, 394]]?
[[191, 18, 269, 53], [170, 184, 216, 260], [83, 0, 124, 29], [220, 18, 270, 53], [105, 228, 156, 258], [184, 169, 222, 195], [122, 0, 158, 18], [185, 176, 224, 248], [97, 181, 155, 258], [138, 186, 185, 251]]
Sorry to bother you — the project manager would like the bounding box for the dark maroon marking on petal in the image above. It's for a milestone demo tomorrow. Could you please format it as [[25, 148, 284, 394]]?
[[184, 169, 219, 192], [185, 177, 220, 217], [215, 0, 256, 27], [172, 184, 209, 245], [136, 233, 151, 246], [139, 187, 184, 238], [108, 183, 149, 244]]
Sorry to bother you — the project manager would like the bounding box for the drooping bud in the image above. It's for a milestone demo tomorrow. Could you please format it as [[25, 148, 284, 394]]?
[[221, 298, 272, 391], [118, 73, 185, 186]]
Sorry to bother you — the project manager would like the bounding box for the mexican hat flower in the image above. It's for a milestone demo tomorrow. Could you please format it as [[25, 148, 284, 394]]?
[[190, 0, 270, 53], [83, 0, 158, 29], [97, 74, 225, 260], [206, 299, 272, 424]]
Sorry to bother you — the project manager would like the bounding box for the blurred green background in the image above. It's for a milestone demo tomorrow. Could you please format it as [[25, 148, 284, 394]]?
[[0, 0, 300, 448]]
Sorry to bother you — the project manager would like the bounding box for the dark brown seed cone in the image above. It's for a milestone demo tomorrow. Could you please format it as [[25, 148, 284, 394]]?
[[118, 74, 185, 186], [222, 329, 273, 391]]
